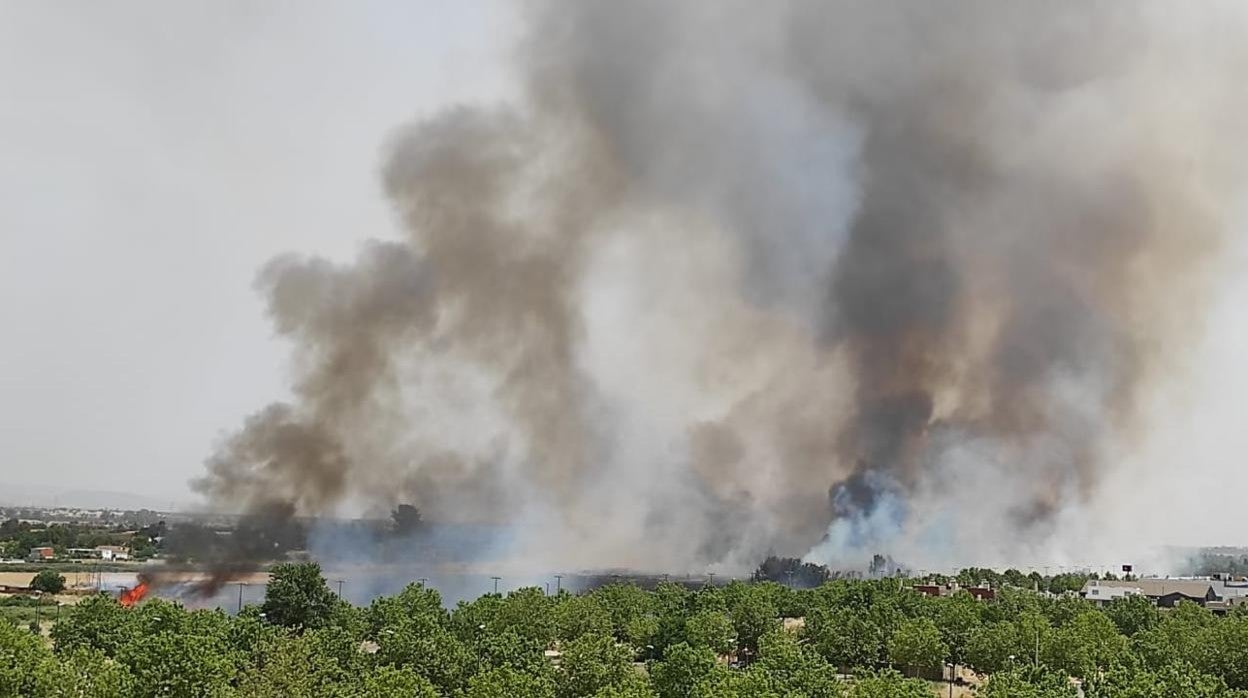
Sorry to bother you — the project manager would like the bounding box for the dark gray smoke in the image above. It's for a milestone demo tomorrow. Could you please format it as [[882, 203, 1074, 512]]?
[[195, 0, 1248, 575]]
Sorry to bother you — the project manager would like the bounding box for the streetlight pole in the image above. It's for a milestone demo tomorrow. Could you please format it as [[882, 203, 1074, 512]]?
[[491, 576, 501, 594]]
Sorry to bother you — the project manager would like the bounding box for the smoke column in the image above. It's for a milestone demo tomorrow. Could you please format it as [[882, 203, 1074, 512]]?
[[196, 1, 1248, 574]]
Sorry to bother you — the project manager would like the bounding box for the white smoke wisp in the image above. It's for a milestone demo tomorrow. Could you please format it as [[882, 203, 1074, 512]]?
[[195, 0, 1248, 577]]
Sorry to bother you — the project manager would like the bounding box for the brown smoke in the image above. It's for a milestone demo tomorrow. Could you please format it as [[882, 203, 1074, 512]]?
[[195, 0, 1248, 574]]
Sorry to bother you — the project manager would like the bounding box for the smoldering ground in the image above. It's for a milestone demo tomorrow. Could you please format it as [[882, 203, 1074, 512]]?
[[194, 0, 1248, 579]]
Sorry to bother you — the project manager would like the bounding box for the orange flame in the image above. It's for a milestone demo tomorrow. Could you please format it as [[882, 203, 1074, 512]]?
[[119, 582, 150, 608]]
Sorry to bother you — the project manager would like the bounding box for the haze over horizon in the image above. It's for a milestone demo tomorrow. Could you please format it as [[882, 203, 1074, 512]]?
[[3, 1, 1248, 570]]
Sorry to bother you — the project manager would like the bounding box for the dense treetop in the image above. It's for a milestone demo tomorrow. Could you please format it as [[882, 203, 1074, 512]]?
[[3, 561, 1248, 697]]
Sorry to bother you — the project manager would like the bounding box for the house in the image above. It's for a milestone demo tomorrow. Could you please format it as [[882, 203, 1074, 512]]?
[[27, 546, 54, 561], [1081, 580, 1144, 606], [1081, 579, 1219, 607], [94, 545, 130, 561]]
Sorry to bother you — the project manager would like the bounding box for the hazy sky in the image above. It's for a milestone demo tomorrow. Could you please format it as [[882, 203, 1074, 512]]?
[[0, 1, 516, 503]]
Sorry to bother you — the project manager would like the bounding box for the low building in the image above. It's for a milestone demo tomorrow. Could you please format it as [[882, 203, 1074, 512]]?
[[27, 546, 54, 561], [95, 545, 130, 561], [1081, 579, 1219, 607], [1082, 580, 1144, 606]]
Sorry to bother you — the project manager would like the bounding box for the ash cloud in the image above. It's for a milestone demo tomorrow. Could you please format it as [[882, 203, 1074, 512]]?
[[195, 1, 1248, 576]]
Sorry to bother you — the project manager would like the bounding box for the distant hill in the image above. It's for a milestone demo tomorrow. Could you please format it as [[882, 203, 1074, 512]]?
[[0, 482, 185, 511]]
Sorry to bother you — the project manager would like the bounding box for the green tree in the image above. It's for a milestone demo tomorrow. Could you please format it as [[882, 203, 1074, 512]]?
[[50, 594, 135, 657], [558, 632, 645, 698], [887, 617, 948, 677], [361, 666, 441, 698], [29, 570, 65, 595], [493, 587, 558, 647], [980, 666, 1079, 698], [555, 594, 614, 643], [31, 647, 135, 698], [0, 618, 46, 697], [650, 642, 718, 698], [731, 590, 777, 659], [684, 610, 735, 655], [375, 615, 475, 695], [468, 666, 557, 698], [752, 630, 841, 698], [624, 615, 660, 657], [261, 561, 338, 630], [592, 584, 655, 640], [366, 582, 447, 637], [1104, 595, 1160, 636], [114, 630, 240, 698], [1200, 614, 1248, 689], [1044, 610, 1127, 678], [691, 664, 780, 698], [965, 621, 1019, 674], [806, 606, 885, 670], [235, 626, 365, 697], [931, 592, 981, 664], [1086, 662, 1239, 698], [847, 668, 932, 698]]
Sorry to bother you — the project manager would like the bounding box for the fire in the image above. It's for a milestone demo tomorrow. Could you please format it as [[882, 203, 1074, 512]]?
[[119, 581, 150, 608]]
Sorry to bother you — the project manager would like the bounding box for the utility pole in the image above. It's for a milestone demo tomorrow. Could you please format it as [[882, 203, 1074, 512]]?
[[707, 572, 716, 587], [491, 576, 501, 594], [237, 582, 246, 614], [418, 578, 428, 586], [554, 575, 563, 594], [336, 580, 344, 598]]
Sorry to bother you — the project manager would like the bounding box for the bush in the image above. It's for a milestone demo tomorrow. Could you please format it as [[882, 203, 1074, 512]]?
[[30, 570, 66, 594]]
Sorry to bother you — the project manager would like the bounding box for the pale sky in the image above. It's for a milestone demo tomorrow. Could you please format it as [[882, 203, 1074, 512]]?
[[0, 1, 516, 503]]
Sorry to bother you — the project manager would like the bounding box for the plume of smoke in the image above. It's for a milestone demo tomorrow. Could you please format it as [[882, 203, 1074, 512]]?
[[195, 0, 1248, 581]]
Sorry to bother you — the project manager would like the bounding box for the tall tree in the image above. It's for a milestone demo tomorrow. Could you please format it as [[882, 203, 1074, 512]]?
[[261, 561, 339, 630]]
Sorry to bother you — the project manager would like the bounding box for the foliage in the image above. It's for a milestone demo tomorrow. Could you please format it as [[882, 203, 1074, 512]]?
[[14, 566, 1248, 697], [846, 668, 932, 697], [468, 665, 557, 698], [887, 616, 948, 675], [50, 594, 135, 656], [684, 609, 736, 654], [261, 561, 339, 630], [980, 666, 1080, 697], [29, 570, 66, 594], [650, 642, 718, 698], [558, 632, 645, 698], [1104, 594, 1160, 636]]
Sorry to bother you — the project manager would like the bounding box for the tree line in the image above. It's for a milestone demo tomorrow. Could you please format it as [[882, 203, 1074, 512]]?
[[3, 561, 1248, 697]]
